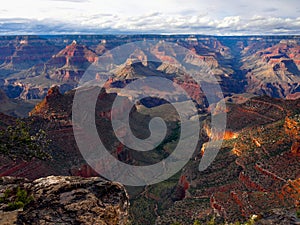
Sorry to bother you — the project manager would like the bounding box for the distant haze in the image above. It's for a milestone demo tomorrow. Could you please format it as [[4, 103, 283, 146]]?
[[0, 0, 299, 35]]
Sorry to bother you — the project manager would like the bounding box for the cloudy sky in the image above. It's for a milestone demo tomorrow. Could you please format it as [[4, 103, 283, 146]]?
[[0, 0, 299, 35]]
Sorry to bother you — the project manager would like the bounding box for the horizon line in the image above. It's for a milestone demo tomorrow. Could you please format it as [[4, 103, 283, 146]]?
[[0, 33, 300, 37]]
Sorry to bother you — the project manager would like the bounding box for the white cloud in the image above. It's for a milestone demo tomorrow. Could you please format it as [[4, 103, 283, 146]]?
[[0, 0, 299, 34], [216, 16, 241, 28]]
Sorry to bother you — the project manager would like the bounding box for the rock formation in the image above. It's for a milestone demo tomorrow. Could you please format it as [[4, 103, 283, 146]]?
[[242, 41, 300, 98], [0, 176, 129, 225]]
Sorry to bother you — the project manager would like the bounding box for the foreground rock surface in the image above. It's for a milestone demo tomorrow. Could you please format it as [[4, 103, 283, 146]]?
[[0, 176, 129, 225]]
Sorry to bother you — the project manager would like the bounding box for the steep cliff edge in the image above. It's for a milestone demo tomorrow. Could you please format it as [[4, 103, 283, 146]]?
[[0, 176, 129, 225]]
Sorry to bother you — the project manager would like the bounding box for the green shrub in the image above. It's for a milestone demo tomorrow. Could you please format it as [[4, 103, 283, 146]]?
[[207, 216, 216, 225], [296, 210, 300, 219], [1, 187, 34, 211], [0, 119, 51, 160], [193, 220, 202, 225], [15, 187, 34, 205], [0, 189, 11, 203], [7, 201, 25, 211]]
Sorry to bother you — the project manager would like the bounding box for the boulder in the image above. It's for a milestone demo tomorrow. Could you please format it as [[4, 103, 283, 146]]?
[[0, 176, 129, 225]]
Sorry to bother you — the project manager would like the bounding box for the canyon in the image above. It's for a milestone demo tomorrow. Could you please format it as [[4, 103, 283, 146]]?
[[0, 35, 299, 224], [0, 35, 299, 103]]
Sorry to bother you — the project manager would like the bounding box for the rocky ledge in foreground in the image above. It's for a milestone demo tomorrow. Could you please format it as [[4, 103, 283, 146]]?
[[0, 176, 129, 225]]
